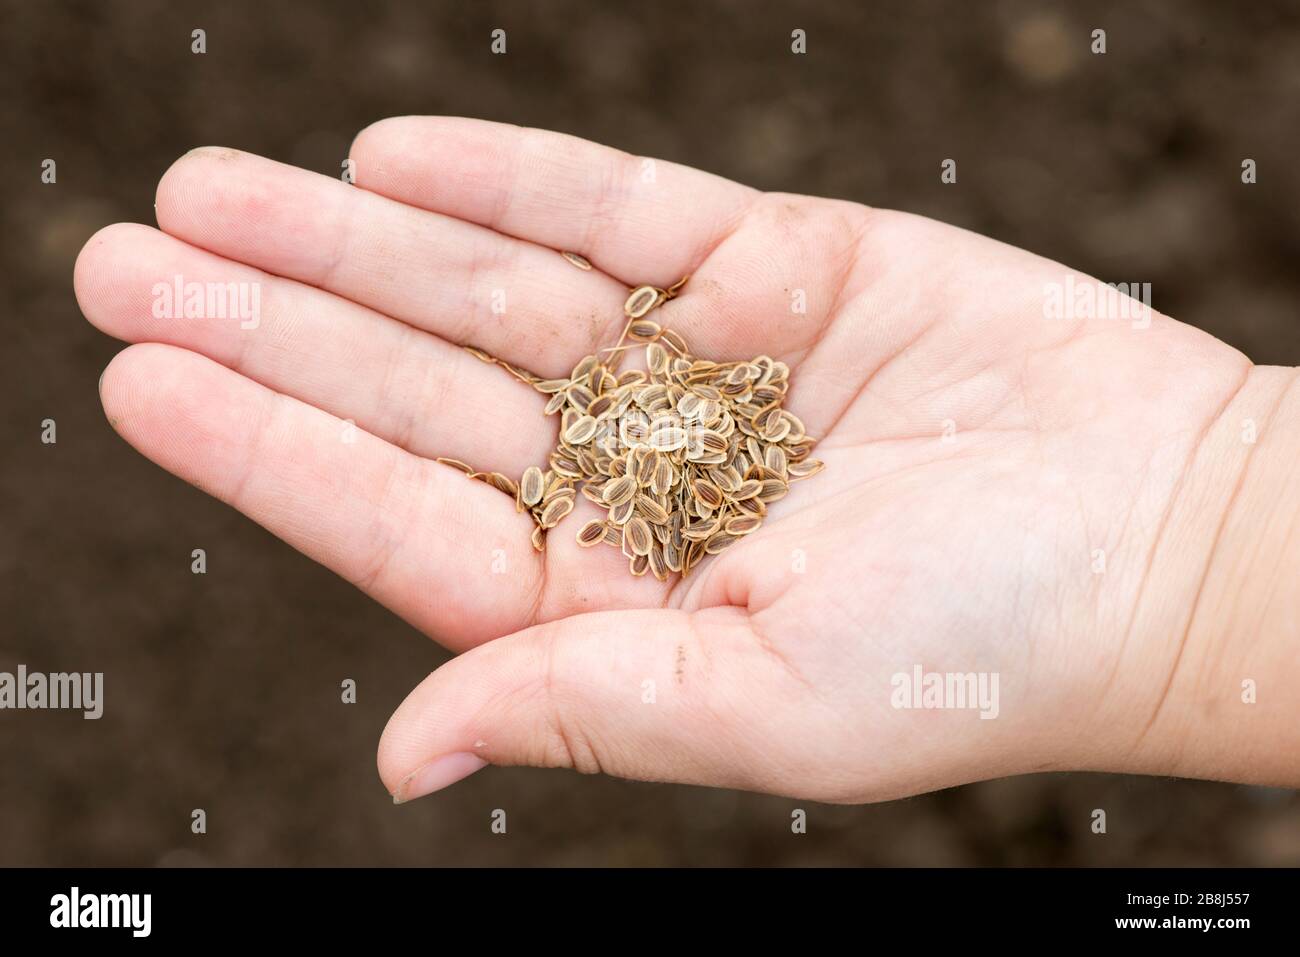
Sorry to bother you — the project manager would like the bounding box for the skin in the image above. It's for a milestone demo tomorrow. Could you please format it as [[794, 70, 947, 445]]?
[[74, 117, 1300, 805]]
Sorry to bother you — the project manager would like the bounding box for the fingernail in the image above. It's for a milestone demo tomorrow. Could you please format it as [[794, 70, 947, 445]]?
[[392, 753, 487, 804]]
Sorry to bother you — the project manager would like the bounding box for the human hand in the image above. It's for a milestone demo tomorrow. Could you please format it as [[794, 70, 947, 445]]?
[[75, 118, 1300, 804]]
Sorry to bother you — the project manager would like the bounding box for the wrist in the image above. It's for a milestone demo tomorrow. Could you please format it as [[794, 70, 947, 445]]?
[[1115, 365, 1300, 786]]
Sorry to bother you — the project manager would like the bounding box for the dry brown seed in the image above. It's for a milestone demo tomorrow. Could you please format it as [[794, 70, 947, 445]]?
[[576, 519, 607, 547], [484, 472, 519, 496], [724, 515, 762, 536], [691, 477, 724, 510], [566, 384, 596, 412], [635, 494, 670, 525], [709, 466, 742, 494], [764, 444, 788, 477], [663, 540, 683, 572], [762, 416, 792, 443], [682, 539, 704, 574], [785, 441, 814, 460], [602, 523, 623, 546], [543, 487, 576, 506], [647, 422, 687, 452], [624, 285, 662, 318], [587, 394, 616, 418], [535, 378, 570, 394], [602, 474, 638, 507], [725, 364, 750, 386], [435, 457, 474, 475], [571, 355, 600, 382], [734, 495, 767, 518], [561, 250, 593, 270], [634, 449, 657, 487], [787, 458, 825, 480], [646, 342, 670, 376], [704, 532, 739, 555], [625, 516, 653, 556], [629, 553, 650, 577], [647, 458, 672, 496], [629, 319, 662, 341], [574, 446, 597, 476], [781, 410, 807, 442], [605, 496, 631, 527], [539, 496, 574, 528], [699, 430, 728, 455], [757, 479, 789, 503], [498, 361, 536, 386], [520, 466, 545, 507], [620, 417, 651, 446], [530, 525, 547, 551], [653, 518, 673, 544], [732, 479, 762, 501], [681, 517, 721, 541], [660, 327, 689, 355], [648, 545, 669, 581], [563, 415, 599, 445], [550, 452, 582, 479]]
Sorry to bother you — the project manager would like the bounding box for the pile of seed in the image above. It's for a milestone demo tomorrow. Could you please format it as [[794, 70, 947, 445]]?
[[442, 266, 823, 582]]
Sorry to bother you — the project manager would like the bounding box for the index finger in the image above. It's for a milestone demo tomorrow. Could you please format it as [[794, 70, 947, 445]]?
[[349, 116, 758, 288]]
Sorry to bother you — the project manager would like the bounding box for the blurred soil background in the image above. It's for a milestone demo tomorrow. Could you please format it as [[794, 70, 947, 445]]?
[[3, 0, 1300, 865]]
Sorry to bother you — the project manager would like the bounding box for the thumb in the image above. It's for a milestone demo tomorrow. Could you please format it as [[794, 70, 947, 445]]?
[[380, 606, 781, 803]]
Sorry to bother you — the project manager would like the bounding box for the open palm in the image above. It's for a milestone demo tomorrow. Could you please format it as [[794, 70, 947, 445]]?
[[76, 117, 1255, 803]]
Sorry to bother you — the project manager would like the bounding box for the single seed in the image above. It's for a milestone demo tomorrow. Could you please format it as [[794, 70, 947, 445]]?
[[576, 520, 607, 547], [564, 415, 599, 445], [757, 478, 789, 503], [624, 285, 662, 318], [788, 458, 825, 480], [692, 477, 724, 510], [646, 342, 670, 376], [539, 496, 574, 528], [629, 319, 662, 340], [635, 494, 670, 525], [561, 250, 593, 270], [601, 474, 638, 507], [704, 532, 739, 555], [625, 516, 653, 556], [724, 515, 762, 536], [435, 457, 474, 475], [483, 472, 518, 497], [520, 466, 545, 507], [648, 546, 669, 581]]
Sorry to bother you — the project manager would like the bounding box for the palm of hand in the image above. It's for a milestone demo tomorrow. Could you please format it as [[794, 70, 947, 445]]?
[[76, 118, 1249, 802]]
